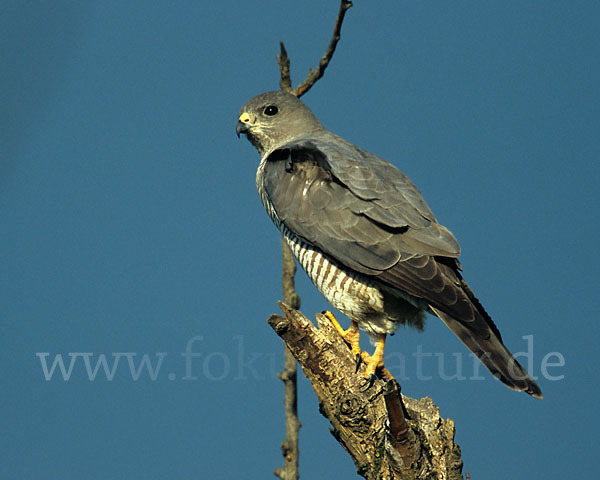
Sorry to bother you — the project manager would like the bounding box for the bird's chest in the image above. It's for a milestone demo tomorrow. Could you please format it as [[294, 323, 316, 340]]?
[[283, 232, 384, 320]]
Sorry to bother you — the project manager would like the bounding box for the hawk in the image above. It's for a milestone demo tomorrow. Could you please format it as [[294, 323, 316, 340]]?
[[237, 90, 542, 398]]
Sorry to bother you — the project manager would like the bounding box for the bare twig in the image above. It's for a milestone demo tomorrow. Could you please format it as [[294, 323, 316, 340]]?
[[293, 0, 353, 97], [276, 43, 292, 94], [275, 346, 300, 480], [277, 0, 353, 98], [274, 240, 301, 480], [281, 239, 300, 310]]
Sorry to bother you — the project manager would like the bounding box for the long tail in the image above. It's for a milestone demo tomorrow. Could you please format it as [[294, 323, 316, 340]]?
[[430, 306, 543, 399]]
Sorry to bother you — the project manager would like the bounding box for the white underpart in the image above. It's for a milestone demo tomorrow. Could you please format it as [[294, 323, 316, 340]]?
[[284, 228, 399, 338]]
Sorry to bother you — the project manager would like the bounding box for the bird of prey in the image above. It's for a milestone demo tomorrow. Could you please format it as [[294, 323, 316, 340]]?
[[236, 90, 542, 398]]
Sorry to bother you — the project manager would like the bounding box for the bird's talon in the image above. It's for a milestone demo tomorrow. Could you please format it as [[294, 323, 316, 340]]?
[[361, 374, 377, 390], [354, 353, 362, 373]]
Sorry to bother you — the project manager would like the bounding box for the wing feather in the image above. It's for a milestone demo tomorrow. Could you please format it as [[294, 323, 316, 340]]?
[[262, 135, 460, 274]]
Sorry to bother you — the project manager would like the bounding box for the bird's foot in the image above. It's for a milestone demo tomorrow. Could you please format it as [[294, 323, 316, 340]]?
[[322, 311, 361, 358], [360, 351, 394, 382], [360, 334, 394, 388], [323, 312, 394, 387]]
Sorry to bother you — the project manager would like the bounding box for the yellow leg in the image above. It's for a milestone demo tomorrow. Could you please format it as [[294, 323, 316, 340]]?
[[362, 334, 394, 381], [324, 311, 394, 382], [323, 311, 361, 358]]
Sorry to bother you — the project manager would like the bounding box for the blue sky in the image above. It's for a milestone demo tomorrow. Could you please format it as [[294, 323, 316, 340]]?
[[2, 1, 598, 478]]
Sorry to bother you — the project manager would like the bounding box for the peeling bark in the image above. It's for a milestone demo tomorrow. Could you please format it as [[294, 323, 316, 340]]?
[[268, 303, 464, 480]]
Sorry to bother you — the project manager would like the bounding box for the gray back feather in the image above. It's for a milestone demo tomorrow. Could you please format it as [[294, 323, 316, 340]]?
[[262, 132, 460, 275]]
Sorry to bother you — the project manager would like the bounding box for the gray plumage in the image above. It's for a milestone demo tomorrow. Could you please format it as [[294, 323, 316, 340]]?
[[237, 90, 542, 398]]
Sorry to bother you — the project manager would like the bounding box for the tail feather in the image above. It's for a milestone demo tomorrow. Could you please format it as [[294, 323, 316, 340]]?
[[430, 307, 543, 399]]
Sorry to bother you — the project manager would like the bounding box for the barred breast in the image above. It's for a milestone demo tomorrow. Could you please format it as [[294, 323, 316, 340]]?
[[283, 227, 425, 337]]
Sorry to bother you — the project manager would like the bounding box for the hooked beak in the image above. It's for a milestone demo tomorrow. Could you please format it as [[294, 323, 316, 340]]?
[[236, 111, 253, 138], [236, 120, 249, 138]]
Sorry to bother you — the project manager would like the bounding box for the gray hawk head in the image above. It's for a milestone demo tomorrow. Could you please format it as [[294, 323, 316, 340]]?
[[236, 91, 324, 156]]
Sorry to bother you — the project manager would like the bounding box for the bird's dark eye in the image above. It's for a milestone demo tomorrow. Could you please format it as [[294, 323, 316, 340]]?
[[263, 105, 278, 116]]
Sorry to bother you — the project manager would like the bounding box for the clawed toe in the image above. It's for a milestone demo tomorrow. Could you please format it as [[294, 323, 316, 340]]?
[[324, 312, 395, 385], [361, 374, 377, 390], [354, 353, 362, 373]]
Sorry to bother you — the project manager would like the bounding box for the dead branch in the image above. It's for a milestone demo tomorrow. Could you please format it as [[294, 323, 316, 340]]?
[[274, 241, 302, 480], [277, 0, 353, 98], [276, 42, 292, 94], [268, 304, 464, 480]]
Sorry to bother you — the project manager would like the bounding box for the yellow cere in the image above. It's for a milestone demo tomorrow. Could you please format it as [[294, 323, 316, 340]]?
[[239, 112, 251, 123]]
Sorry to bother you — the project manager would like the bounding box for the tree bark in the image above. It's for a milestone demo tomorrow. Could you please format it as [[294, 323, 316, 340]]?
[[268, 303, 464, 480]]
